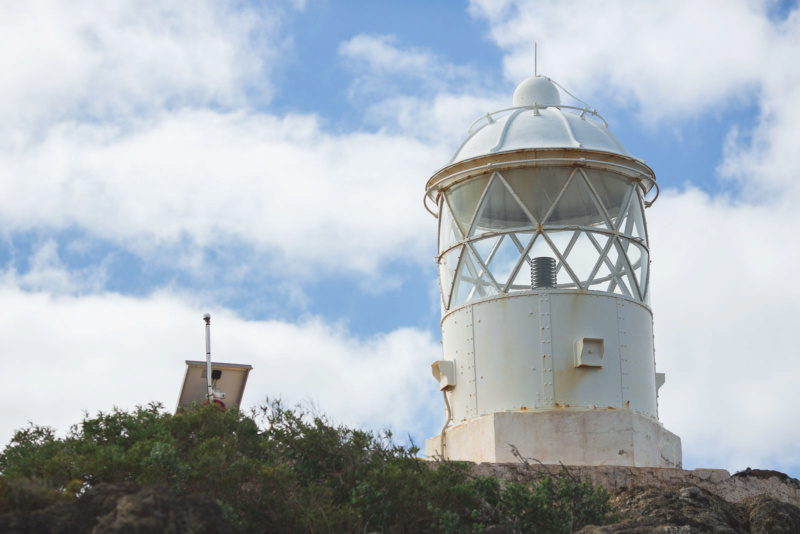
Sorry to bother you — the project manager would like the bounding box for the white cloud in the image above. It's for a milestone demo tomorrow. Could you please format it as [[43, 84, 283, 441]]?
[[0, 239, 108, 294], [718, 59, 800, 197], [0, 13, 482, 279], [0, 109, 442, 276], [0, 1, 289, 133], [0, 281, 442, 448], [340, 34, 440, 76], [339, 34, 478, 97], [362, 93, 506, 146], [651, 188, 800, 472], [338, 34, 507, 153], [469, 0, 792, 121]]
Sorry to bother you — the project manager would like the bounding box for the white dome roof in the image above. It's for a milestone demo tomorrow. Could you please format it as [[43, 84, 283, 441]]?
[[448, 77, 631, 166]]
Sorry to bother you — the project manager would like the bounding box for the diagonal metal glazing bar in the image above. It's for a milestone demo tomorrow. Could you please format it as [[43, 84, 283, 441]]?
[[620, 238, 643, 271], [483, 234, 506, 267], [442, 193, 466, 243], [613, 238, 642, 301], [461, 250, 486, 301], [540, 168, 579, 224], [628, 191, 649, 246], [555, 230, 582, 276], [464, 243, 501, 300], [435, 197, 456, 263], [600, 236, 631, 297], [435, 195, 469, 264], [509, 233, 532, 254], [637, 191, 651, 245], [578, 168, 616, 229], [495, 170, 539, 224], [585, 233, 632, 298], [503, 231, 540, 293], [436, 196, 444, 252], [442, 246, 464, 311], [584, 232, 623, 292], [467, 240, 503, 292], [466, 172, 498, 238], [623, 238, 648, 298], [623, 196, 637, 237], [586, 231, 626, 280], [506, 233, 536, 290], [540, 231, 582, 288], [606, 272, 626, 298], [595, 239, 645, 293], [615, 185, 635, 231], [614, 197, 641, 266]]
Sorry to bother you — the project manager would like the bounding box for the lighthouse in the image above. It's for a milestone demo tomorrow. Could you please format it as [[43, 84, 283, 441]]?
[[424, 76, 681, 468]]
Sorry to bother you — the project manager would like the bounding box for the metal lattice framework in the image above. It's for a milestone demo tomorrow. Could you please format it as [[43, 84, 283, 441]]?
[[437, 164, 650, 312]]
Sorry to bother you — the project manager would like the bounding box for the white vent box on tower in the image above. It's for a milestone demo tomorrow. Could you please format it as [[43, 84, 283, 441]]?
[[432, 360, 456, 391], [575, 338, 604, 368]]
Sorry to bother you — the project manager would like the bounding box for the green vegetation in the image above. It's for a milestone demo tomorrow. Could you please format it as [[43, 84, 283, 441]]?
[[0, 401, 614, 533]]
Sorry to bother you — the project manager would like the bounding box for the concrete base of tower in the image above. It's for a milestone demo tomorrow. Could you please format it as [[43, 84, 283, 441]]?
[[425, 410, 682, 468]]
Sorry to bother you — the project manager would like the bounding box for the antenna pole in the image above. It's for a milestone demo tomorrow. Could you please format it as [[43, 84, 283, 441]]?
[[535, 42, 538, 76], [204, 314, 213, 402]]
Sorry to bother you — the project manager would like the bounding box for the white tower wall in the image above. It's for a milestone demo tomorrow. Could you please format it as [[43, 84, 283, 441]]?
[[443, 293, 657, 422]]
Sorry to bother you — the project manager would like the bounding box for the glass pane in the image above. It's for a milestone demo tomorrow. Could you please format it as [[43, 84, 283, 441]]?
[[584, 233, 613, 289], [599, 240, 632, 297], [614, 239, 642, 300], [471, 174, 534, 236], [639, 245, 650, 301], [438, 197, 463, 252], [451, 250, 476, 308], [588, 256, 614, 292], [507, 233, 540, 291], [471, 235, 502, 264], [623, 239, 649, 300], [446, 175, 490, 235], [439, 246, 462, 310], [465, 253, 500, 301], [487, 233, 529, 289], [451, 248, 498, 308], [554, 230, 604, 287], [541, 232, 580, 288], [546, 172, 609, 228], [500, 167, 571, 223], [617, 189, 647, 245], [584, 170, 631, 228]]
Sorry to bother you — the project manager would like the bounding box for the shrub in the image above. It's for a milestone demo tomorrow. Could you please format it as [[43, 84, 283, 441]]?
[[0, 400, 614, 533]]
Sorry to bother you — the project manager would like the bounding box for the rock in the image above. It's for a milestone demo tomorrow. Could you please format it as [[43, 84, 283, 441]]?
[[733, 469, 800, 490], [0, 483, 233, 534], [739, 495, 800, 534], [579, 486, 745, 533], [577, 485, 800, 534]]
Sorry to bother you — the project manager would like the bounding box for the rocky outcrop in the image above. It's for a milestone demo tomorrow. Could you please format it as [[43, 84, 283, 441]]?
[[0, 483, 233, 534], [471, 463, 800, 533], [578, 486, 800, 533]]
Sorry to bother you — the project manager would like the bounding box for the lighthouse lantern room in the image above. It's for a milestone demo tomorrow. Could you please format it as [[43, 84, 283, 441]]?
[[424, 76, 681, 467]]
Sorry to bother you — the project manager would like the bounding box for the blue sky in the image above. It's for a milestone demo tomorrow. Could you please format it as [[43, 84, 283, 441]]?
[[1, 0, 799, 478]]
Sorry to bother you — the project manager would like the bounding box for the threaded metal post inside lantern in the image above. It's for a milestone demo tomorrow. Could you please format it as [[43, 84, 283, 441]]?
[[531, 256, 557, 289]]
